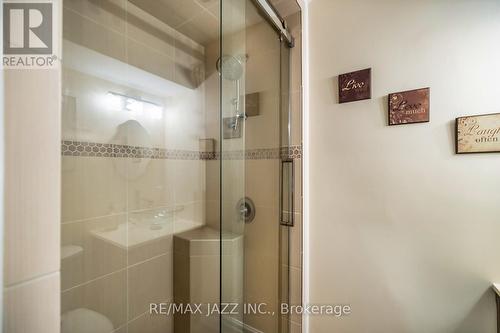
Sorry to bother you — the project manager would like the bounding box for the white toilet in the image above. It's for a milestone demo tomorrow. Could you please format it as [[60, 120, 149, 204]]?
[[61, 308, 114, 333]]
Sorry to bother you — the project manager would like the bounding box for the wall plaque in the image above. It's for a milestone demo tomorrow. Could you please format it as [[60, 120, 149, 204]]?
[[456, 113, 500, 154], [388, 88, 430, 125], [338, 68, 371, 103]]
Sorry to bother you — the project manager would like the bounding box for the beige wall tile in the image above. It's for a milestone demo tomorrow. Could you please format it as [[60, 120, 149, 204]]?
[[128, 209, 174, 264], [126, 3, 177, 58], [165, 89, 206, 151], [128, 254, 173, 319], [289, 34, 302, 94], [113, 326, 127, 333], [244, 206, 279, 259], [202, 71, 220, 142], [62, 156, 127, 222], [289, 213, 302, 269], [195, 0, 219, 18], [63, 8, 127, 64], [176, 200, 205, 226], [4, 273, 60, 333], [173, 251, 190, 301], [289, 266, 302, 325], [127, 159, 176, 212], [246, 50, 280, 93], [244, 93, 280, 150], [127, 39, 176, 83], [290, 92, 302, 147], [190, 313, 219, 333], [64, 0, 127, 34], [175, 10, 219, 46], [174, 35, 205, 88], [243, 203, 280, 331], [222, 251, 244, 302], [205, 160, 219, 191], [174, 160, 205, 204], [62, 270, 127, 329], [61, 214, 127, 290], [205, 159, 220, 229], [290, 320, 301, 333], [190, 255, 219, 304], [293, 158, 302, 214], [246, 20, 280, 57], [205, 199, 220, 230], [128, 312, 173, 333], [4, 69, 61, 285], [245, 159, 279, 208], [128, 0, 205, 30]]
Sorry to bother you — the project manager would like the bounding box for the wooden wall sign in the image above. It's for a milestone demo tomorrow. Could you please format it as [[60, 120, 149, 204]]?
[[338, 68, 371, 103], [456, 113, 500, 154], [388, 88, 430, 125]]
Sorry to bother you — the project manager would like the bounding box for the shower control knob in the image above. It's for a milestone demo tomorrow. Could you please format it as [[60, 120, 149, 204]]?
[[236, 197, 256, 223]]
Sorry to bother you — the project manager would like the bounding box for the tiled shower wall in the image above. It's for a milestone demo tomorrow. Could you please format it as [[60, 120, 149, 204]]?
[[3, 65, 62, 333], [3, 3, 62, 332], [60, 1, 208, 332]]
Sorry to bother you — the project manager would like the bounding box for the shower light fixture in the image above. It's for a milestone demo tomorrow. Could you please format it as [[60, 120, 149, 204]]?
[[105, 92, 123, 111], [125, 97, 143, 113], [106, 92, 163, 119]]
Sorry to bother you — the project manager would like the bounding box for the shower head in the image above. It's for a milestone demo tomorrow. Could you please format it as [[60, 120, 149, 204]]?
[[216, 55, 243, 81]]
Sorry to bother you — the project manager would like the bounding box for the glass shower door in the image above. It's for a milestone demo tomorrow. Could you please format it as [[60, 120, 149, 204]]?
[[220, 0, 247, 332], [220, 1, 287, 332]]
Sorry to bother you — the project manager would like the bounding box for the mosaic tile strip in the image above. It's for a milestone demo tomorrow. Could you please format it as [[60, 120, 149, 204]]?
[[61, 141, 302, 160], [216, 146, 302, 160]]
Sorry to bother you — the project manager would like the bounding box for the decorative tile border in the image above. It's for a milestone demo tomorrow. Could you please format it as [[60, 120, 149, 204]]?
[[61, 140, 302, 160], [61, 141, 203, 160]]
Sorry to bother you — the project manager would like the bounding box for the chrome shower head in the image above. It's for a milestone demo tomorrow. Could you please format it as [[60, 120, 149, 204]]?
[[216, 55, 243, 81]]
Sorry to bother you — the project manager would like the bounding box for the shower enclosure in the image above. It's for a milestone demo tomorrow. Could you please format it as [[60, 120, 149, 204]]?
[[60, 0, 302, 332]]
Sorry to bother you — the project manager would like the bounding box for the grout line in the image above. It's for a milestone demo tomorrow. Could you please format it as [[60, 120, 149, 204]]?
[[127, 252, 170, 269], [61, 268, 126, 294], [61, 252, 172, 294], [192, 0, 219, 20], [63, 7, 125, 37], [4, 271, 59, 291], [61, 201, 204, 225], [61, 211, 127, 225], [64, 6, 178, 64]]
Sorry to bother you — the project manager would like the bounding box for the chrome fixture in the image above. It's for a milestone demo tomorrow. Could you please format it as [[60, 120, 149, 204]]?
[[217, 55, 248, 132], [106, 91, 163, 119], [237, 197, 256, 223]]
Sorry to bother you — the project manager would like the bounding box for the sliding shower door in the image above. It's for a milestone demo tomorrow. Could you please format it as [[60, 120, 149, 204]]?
[[220, 1, 291, 332], [60, 0, 295, 332]]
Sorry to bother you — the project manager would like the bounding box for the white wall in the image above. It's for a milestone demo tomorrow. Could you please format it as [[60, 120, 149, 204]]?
[[3, 0, 62, 330], [308, 1, 500, 332]]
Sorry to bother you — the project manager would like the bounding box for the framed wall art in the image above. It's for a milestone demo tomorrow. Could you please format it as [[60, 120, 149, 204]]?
[[388, 88, 430, 125], [456, 113, 500, 154], [338, 68, 371, 103]]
